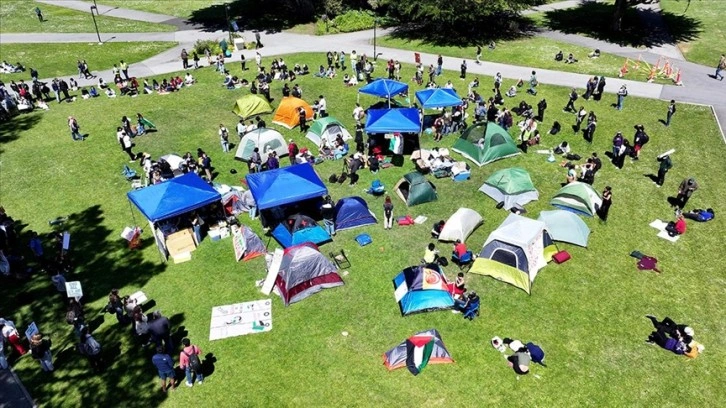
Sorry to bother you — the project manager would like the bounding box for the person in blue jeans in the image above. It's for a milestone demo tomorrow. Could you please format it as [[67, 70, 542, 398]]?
[[320, 195, 335, 236], [180, 338, 204, 387], [616, 85, 627, 110], [151, 346, 176, 393]]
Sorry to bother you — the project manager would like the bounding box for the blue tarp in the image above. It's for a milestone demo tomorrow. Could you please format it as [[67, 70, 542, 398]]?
[[246, 163, 327, 210], [358, 78, 409, 98], [127, 173, 221, 222], [415, 88, 462, 109], [334, 196, 377, 231], [272, 223, 331, 248], [366, 108, 421, 133]]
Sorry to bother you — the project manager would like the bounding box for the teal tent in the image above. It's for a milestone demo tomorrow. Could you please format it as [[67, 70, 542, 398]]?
[[537, 210, 591, 247]]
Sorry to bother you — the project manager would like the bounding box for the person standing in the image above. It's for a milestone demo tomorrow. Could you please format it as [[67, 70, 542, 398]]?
[[287, 139, 299, 165], [78, 327, 102, 372], [121, 132, 136, 161], [527, 71, 538, 95], [0, 330, 8, 369], [665, 100, 676, 127], [51, 79, 61, 103], [563, 88, 578, 112], [68, 116, 83, 141], [655, 154, 672, 187], [255, 32, 263, 49], [436, 55, 443, 76], [536, 99, 547, 122], [29, 332, 53, 372], [318, 95, 327, 118], [594, 76, 606, 101], [219, 124, 230, 153], [584, 111, 597, 143], [119, 60, 129, 80], [383, 196, 394, 230], [200, 152, 213, 180], [152, 346, 177, 393], [616, 85, 627, 110], [59, 79, 71, 100], [339, 51, 346, 71], [354, 124, 364, 153], [460, 60, 467, 80], [714, 54, 725, 81], [320, 196, 335, 236], [148, 311, 173, 353], [574, 106, 587, 133], [475, 45, 482, 64], [298, 107, 308, 133], [676, 178, 698, 209], [180, 338, 204, 387], [192, 52, 200, 69], [1, 320, 27, 355], [597, 186, 612, 222], [181, 49, 189, 69], [35, 6, 43, 22]]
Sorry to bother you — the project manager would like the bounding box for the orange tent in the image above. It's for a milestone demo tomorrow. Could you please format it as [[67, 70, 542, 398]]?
[[273, 97, 314, 129]]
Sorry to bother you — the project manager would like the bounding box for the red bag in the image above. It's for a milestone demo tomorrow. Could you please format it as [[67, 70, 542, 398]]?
[[553, 250, 571, 264], [397, 215, 414, 226]]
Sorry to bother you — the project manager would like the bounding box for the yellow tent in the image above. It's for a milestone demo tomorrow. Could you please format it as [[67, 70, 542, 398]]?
[[273, 97, 314, 129]]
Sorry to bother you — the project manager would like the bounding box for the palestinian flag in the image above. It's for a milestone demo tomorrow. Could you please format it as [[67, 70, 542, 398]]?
[[405, 335, 435, 375]]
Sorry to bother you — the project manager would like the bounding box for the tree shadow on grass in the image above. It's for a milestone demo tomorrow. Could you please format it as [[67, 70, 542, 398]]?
[[541, 2, 702, 48], [0, 204, 177, 407], [389, 13, 538, 47], [187, 0, 317, 33], [0, 112, 42, 154]]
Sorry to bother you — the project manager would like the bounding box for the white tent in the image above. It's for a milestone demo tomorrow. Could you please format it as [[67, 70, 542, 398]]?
[[235, 128, 287, 161], [305, 117, 352, 146], [438, 208, 483, 242]]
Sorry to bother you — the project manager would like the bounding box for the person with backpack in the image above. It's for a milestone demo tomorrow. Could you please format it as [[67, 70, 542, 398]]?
[[30, 332, 53, 372], [180, 338, 204, 387], [655, 154, 673, 187], [152, 346, 177, 393], [563, 88, 578, 112], [536, 99, 547, 121], [616, 85, 628, 110], [78, 327, 102, 372], [287, 139, 299, 165], [632, 125, 649, 160]]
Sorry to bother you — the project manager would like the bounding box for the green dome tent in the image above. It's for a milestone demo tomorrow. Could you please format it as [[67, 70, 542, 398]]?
[[394, 172, 438, 206], [452, 122, 520, 166], [550, 182, 602, 217], [306, 116, 352, 146], [232, 95, 273, 119], [479, 167, 538, 210]]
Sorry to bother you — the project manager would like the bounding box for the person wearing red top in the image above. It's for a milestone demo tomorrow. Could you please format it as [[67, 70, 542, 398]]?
[[665, 214, 686, 237], [179, 338, 204, 387], [454, 240, 468, 258]]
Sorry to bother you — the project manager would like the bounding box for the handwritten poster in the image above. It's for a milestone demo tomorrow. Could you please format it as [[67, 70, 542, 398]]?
[[209, 299, 272, 341]]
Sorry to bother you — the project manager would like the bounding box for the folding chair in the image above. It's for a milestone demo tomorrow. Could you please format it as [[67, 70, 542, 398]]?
[[463, 299, 480, 320], [122, 165, 137, 180], [330, 249, 351, 269], [451, 251, 473, 271]]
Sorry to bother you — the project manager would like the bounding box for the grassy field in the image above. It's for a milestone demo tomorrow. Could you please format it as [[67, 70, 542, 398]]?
[[0, 0, 174, 33], [1, 53, 724, 407], [97, 0, 226, 19], [0, 42, 177, 81], [661, 0, 726, 66], [378, 35, 672, 83]]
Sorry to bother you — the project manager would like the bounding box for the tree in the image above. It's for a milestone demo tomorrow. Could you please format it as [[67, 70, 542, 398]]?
[[612, 0, 694, 33], [383, 0, 540, 44]]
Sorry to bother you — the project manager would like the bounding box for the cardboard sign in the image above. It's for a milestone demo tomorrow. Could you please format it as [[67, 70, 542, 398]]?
[[233, 228, 247, 262], [25, 321, 39, 340], [65, 281, 83, 298], [62, 232, 71, 250], [209, 299, 272, 341]]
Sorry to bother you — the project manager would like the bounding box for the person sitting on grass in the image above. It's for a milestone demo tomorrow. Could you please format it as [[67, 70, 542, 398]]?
[[454, 291, 479, 314], [431, 220, 445, 239], [682, 208, 714, 222], [453, 272, 466, 298], [665, 213, 686, 237], [453, 239, 472, 260], [505, 85, 517, 98], [588, 49, 601, 58], [565, 53, 578, 64], [424, 243, 439, 264], [554, 51, 563, 62]]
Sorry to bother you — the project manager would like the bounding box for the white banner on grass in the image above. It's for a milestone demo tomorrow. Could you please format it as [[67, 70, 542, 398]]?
[[209, 299, 272, 341]]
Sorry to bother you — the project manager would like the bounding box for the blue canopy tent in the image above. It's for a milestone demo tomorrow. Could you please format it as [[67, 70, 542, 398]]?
[[358, 78, 409, 108], [246, 163, 327, 210], [365, 108, 421, 134], [271, 214, 331, 248], [334, 196, 377, 231], [127, 173, 222, 261], [393, 264, 455, 316], [415, 88, 462, 109]]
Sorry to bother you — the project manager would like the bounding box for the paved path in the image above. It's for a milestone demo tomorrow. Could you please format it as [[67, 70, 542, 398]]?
[[35, 0, 198, 29], [0, 367, 36, 408], [3, 0, 724, 138]]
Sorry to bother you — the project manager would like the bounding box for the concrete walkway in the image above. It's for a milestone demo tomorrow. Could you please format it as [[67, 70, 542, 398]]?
[[35, 0, 198, 29], [0, 368, 36, 408]]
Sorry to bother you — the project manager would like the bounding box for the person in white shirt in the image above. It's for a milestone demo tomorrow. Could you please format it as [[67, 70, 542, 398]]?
[[236, 119, 246, 138], [318, 95, 327, 117], [219, 124, 230, 152], [352, 103, 364, 124], [246, 120, 257, 134], [184, 72, 195, 85]]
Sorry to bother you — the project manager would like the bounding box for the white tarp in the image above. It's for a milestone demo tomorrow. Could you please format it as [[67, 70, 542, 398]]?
[[209, 299, 272, 341]]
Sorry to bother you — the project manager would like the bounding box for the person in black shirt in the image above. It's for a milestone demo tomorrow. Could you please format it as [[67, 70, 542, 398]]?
[[256, 116, 266, 129]]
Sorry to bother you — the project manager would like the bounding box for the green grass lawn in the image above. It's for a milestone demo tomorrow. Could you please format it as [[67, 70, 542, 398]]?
[[0, 0, 174, 33], [98, 0, 227, 19], [0, 42, 177, 81], [378, 35, 673, 83], [1, 53, 724, 407], [661, 0, 726, 66]]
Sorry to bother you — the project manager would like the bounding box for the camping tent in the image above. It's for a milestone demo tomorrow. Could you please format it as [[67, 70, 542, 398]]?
[[264, 243, 343, 306], [479, 167, 538, 210], [550, 182, 602, 217], [393, 264, 455, 315], [469, 213, 554, 294], [232, 94, 273, 118], [271, 214, 331, 248], [306, 116, 352, 146], [537, 210, 591, 247], [359, 78, 409, 99], [438, 208, 483, 242], [235, 225, 267, 261], [235, 128, 287, 161], [383, 329, 454, 375], [415, 88, 462, 109], [394, 172, 438, 207], [246, 163, 327, 210], [452, 122, 520, 166], [334, 196, 377, 231], [128, 173, 221, 222], [272, 97, 314, 129], [366, 108, 421, 134], [159, 154, 185, 171]]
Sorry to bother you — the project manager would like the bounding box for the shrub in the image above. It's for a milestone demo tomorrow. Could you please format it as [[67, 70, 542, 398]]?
[[193, 39, 222, 56], [315, 10, 388, 35]]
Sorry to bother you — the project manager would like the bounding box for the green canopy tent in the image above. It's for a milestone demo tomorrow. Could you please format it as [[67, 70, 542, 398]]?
[[452, 122, 520, 166], [305, 116, 352, 146], [479, 167, 538, 210], [537, 210, 591, 247], [394, 172, 438, 207], [232, 95, 273, 119], [550, 182, 602, 217]]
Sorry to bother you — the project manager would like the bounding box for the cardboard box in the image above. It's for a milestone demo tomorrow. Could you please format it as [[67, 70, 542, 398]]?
[[172, 252, 192, 264], [166, 228, 196, 257]]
